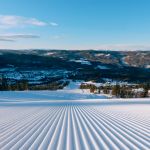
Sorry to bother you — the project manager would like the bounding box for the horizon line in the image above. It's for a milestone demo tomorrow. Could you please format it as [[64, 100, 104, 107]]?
[[0, 48, 150, 51]]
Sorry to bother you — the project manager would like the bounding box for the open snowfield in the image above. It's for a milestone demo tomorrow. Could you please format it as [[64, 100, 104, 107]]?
[[0, 84, 150, 150]]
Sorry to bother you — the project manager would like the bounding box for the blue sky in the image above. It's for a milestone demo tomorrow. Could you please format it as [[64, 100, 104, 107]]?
[[0, 0, 150, 50]]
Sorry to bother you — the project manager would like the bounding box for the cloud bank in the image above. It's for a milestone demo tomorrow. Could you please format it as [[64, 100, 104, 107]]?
[[0, 34, 40, 42], [0, 15, 58, 28]]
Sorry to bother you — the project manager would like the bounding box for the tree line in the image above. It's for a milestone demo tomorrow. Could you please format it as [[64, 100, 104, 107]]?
[[0, 75, 69, 91], [80, 83, 150, 98]]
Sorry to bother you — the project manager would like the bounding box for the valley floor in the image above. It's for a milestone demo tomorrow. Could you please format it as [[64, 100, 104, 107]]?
[[0, 90, 150, 150]]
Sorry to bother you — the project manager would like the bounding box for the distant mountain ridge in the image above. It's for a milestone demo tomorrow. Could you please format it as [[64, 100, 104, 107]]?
[[0, 50, 150, 84]]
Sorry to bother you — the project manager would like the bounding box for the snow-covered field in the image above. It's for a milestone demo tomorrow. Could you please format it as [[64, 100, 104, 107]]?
[[0, 85, 150, 150]]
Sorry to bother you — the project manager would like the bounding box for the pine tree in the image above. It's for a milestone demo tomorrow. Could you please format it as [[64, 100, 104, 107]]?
[[112, 84, 121, 97], [1, 75, 8, 90]]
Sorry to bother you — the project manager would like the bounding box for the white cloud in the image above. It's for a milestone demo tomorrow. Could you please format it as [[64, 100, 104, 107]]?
[[0, 38, 14, 42], [49, 22, 58, 26], [52, 35, 62, 39], [0, 33, 40, 42], [0, 15, 58, 28]]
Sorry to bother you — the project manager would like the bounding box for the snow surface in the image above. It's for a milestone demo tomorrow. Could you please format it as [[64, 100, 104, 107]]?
[[0, 82, 107, 103], [70, 59, 91, 65], [96, 65, 110, 70], [43, 52, 54, 56], [2, 69, 69, 83], [0, 84, 150, 150], [146, 65, 150, 69]]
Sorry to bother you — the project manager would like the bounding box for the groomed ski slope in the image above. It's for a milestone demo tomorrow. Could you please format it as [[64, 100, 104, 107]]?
[[0, 91, 150, 150]]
